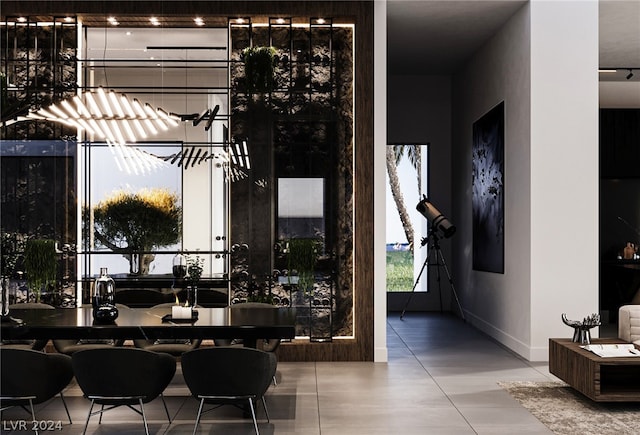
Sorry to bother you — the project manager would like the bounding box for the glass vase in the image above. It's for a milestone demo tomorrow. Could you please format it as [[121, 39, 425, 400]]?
[[172, 253, 187, 279], [186, 285, 198, 308], [93, 267, 115, 309]]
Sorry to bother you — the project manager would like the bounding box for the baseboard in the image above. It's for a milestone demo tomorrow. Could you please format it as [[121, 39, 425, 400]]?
[[464, 310, 547, 362], [374, 346, 388, 362]]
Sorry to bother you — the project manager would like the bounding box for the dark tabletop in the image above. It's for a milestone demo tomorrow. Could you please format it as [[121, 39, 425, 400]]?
[[1, 305, 296, 341]]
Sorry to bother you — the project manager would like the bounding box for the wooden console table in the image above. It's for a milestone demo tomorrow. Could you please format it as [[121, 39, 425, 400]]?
[[549, 338, 640, 402]]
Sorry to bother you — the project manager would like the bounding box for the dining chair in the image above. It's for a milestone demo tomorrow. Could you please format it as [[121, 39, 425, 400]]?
[[1, 302, 55, 351], [181, 347, 276, 435], [132, 302, 202, 356], [71, 347, 176, 435], [214, 302, 282, 351], [0, 348, 73, 424], [52, 304, 127, 355], [214, 302, 281, 384]]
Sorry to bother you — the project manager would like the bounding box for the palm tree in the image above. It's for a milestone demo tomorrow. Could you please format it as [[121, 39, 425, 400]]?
[[386, 144, 422, 250]]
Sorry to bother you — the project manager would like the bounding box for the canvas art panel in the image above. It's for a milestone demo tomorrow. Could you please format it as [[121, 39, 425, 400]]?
[[472, 101, 505, 273]]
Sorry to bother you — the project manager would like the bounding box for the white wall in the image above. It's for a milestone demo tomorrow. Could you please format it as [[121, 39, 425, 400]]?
[[529, 0, 599, 360], [600, 82, 640, 108], [452, 3, 533, 357], [374, 0, 388, 362], [451, 1, 599, 361]]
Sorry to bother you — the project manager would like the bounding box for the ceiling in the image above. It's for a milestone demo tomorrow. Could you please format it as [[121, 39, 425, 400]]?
[[387, 0, 640, 81]]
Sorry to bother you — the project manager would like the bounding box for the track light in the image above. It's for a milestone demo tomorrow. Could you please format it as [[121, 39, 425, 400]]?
[[627, 69, 634, 80]]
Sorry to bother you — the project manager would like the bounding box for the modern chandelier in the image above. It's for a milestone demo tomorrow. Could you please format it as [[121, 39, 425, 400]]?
[[12, 87, 180, 143], [6, 87, 181, 174]]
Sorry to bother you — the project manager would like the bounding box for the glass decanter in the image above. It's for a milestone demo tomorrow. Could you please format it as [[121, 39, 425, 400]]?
[[93, 267, 115, 309]]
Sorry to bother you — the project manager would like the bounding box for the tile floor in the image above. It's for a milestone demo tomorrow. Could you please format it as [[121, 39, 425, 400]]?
[[2, 313, 585, 434]]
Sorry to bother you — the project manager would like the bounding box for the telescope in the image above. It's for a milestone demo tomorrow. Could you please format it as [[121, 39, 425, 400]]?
[[402, 195, 464, 320], [416, 195, 456, 239]]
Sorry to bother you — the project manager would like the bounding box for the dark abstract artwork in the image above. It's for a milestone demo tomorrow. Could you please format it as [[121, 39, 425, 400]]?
[[472, 102, 505, 273]]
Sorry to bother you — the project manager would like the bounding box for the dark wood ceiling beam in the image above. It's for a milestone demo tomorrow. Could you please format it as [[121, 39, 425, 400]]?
[[1, 1, 363, 25]]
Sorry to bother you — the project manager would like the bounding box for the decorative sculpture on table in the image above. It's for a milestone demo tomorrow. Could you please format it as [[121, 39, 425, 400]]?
[[562, 313, 601, 344]]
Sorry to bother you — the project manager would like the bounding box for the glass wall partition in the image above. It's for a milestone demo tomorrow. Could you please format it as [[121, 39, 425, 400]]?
[[2, 15, 355, 340], [1, 16, 78, 306], [229, 18, 354, 339], [78, 26, 230, 305]]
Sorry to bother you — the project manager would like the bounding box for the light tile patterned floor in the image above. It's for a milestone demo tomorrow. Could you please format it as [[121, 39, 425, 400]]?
[[1, 313, 565, 434]]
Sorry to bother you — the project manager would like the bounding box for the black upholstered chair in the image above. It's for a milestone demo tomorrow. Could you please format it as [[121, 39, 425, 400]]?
[[133, 303, 202, 356], [0, 348, 73, 424], [214, 302, 282, 352], [1, 302, 55, 351], [114, 288, 168, 308], [214, 302, 281, 384], [181, 347, 276, 435], [71, 347, 176, 435], [52, 304, 128, 355]]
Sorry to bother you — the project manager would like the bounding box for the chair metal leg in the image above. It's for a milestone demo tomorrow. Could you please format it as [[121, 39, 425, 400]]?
[[161, 392, 171, 423], [98, 404, 104, 424], [261, 396, 270, 423], [139, 398, 150, 435], [248, 397, 259, 435], [82, 400, 95, 435], [28, 399, 38, 435], [192, 398, 205, 435], [59, 392, 72, 424]]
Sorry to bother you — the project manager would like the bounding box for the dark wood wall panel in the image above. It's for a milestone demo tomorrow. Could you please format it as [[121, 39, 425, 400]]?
[[2, 1, 375, 361]]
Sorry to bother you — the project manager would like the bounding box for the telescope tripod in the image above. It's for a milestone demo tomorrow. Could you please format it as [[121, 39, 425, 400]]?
[[400, 229, 465, 321]]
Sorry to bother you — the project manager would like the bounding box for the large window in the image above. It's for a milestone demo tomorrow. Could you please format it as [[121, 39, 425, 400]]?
[[386, 144, 429, 292]]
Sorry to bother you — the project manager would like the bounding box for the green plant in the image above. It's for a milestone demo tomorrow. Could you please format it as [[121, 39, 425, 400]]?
[[242, 46, 276, 93], [186, 254, 204, 288], [386, 250, 414, 291], [91, 188, 182, 275], [24, 239, 57, 301], [288, 238, 318, 293]]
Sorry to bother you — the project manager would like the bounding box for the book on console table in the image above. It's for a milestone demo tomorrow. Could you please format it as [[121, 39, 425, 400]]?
[[580, 343, 640, 357]]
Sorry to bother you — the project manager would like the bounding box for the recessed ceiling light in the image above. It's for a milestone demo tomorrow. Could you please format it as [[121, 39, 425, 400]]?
[[194, 17, 204, 26], [236, 18, 245, 24], [107, 17, 119, 26], [125, 31, 132, 36], [17, 17, 27, 23], [150, 56, 155, 60], [64, 17, 74, 23], [150, 17, 160, 26], [316, 18, 326, 24], [276, 18, 285, 24]]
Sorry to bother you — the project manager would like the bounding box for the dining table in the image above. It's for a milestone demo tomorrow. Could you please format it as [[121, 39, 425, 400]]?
[[1, 305, 296, 348]]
